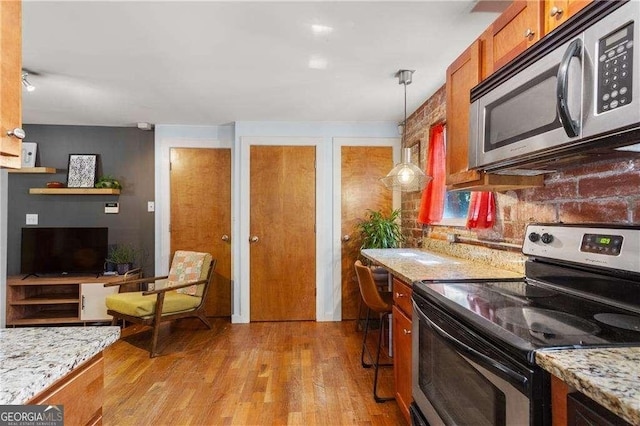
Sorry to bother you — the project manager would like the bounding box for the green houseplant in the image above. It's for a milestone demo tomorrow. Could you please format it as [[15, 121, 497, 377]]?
[[356, 208, 405, 284], [106, 244, 138, 275], [95, 175, 122, 189], [357, 208, 405, 250]]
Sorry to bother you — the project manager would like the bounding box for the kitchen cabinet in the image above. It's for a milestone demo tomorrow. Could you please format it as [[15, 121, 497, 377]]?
[[446, 40, 482, 188], [6, 275, 122, 325], [486, 0, 544, 74], [545, 0, 592, 33], [392, 277, 413, 425], [0, 0, 23, 169], [567, 392, 632, 426]]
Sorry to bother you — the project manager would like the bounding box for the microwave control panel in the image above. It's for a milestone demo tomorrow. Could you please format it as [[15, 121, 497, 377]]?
[[598, 21, 634, 114]]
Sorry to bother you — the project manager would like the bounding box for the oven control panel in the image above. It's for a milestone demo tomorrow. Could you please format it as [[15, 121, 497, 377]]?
[[523, 224, 640, 273]]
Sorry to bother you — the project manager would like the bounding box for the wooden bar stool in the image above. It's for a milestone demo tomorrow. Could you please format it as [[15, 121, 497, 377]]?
[[354, 260, 394, 403]]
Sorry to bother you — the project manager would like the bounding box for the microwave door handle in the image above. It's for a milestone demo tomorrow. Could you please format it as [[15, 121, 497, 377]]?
[[556, 38, 582, 137], [416, 304, 529, 389]]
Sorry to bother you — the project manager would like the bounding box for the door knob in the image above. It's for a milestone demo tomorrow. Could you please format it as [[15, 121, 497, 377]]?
[[549, 6, 563, 17], [221, 234, 230, 242], [7, 128, 25, 139], [342, 234, 351, 242], [249, 235, 259, 243]]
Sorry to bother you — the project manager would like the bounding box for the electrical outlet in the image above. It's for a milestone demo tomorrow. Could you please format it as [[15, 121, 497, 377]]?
[[26, 214, 38, 225]]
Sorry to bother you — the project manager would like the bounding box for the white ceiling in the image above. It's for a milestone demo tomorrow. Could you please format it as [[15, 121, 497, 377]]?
[[21, 1, 503, 127]]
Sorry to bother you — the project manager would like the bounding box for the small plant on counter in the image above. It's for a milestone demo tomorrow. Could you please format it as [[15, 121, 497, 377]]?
[[357, 208, 405, 250], [95, 175, 122, 189]]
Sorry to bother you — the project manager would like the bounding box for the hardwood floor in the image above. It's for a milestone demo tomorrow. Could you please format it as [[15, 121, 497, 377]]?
[[103, 319, 405, 425]]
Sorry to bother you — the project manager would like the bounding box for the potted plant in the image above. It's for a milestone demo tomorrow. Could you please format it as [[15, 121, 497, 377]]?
[[357, 208, 405, 250], [356, 208, 405, 282], [106, 244, 138, 275], [95, 175, 122, 189]]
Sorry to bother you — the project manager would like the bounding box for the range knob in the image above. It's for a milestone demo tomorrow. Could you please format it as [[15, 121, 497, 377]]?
[[528, 232, 540, 242], [541, 233, 554, 244]]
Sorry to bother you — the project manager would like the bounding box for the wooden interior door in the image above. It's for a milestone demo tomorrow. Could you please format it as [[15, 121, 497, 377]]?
[[341, 146, 393, 320], [250, 145, 316, 321], [0, 0, 22, 169], [170, 148, 231, 317]]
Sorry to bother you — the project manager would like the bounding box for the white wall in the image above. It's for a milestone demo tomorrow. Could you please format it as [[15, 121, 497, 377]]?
[[155, 121, 400, 324]]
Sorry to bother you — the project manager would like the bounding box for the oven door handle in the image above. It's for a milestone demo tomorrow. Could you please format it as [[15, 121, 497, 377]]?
[[556, 37, 582, 138], [420, 308, 529, 389]]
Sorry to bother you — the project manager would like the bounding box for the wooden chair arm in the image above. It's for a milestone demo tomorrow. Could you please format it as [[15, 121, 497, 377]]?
[[142, 278, 208, 295], [103, 275, 169, 288]]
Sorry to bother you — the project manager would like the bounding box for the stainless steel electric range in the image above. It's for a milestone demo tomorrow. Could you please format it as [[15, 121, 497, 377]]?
[[410, 223, 640, 426]]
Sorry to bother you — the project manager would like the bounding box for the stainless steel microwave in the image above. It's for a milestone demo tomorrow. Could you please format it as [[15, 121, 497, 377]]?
[[469, 0, 640, 173]]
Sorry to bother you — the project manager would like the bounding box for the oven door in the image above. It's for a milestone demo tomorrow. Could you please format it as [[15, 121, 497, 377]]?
[[412, 293, 536, 426], [469, 36, 584, 171]]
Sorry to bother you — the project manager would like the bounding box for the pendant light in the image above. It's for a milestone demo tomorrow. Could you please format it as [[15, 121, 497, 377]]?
[[380, 69, 431, 192]]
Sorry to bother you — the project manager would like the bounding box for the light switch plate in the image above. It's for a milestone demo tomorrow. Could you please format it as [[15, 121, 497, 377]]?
[[26, 214, 38, 225], [147, 201, 155, 212]]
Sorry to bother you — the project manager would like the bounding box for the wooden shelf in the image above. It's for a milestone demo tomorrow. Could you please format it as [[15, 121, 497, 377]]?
[[8, 167, 57, 174], [11, 296, 80, 305], [29, 188, 120, 195]]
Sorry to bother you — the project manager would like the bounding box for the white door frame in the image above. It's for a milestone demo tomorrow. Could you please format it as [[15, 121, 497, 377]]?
[[238, 136, 328, 323], [331, 137, 401, 320]]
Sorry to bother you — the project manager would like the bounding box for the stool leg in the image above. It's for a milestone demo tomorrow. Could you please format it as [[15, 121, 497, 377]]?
[[373, 312, 394, 403], [355, 295, 365, 332], [361, 307, 373, 368]]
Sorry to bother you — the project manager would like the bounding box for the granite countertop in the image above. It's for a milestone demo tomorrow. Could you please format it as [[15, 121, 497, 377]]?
[[0, 327, 120, 404], [537, 347, 640, 425], [361, 247, 523, 283]]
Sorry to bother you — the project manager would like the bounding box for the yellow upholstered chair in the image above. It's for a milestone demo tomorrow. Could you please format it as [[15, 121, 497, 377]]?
[[104, 251, 217, 357]]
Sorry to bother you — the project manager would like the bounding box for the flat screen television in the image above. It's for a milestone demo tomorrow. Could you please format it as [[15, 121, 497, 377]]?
[[21, 227, 108, 276]]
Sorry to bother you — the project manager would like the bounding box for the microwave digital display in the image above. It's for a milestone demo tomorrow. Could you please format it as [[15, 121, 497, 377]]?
[[606, 27, 628, 47]]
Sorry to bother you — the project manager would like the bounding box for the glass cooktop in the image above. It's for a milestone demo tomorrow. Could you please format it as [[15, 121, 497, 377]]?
[[412, 278, 640, 362]]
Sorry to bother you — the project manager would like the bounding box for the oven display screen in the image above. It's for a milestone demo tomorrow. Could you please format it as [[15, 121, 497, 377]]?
[[581, 234, 623, 255]]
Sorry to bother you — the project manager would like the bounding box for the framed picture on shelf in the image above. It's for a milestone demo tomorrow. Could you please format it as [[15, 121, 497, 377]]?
[[67, 154, 98, 188]]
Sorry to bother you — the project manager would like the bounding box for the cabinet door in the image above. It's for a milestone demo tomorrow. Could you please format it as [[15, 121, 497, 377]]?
[[489, 0, 543, 73], [545, 0, 592, 33], [393, 305, 412, 425], [446, 39, 482, 186], [80, 284, 118, 321], [0, 0, 22, 168]]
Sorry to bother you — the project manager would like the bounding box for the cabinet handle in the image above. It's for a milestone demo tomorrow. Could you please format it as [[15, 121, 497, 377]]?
[[249, 235, 259, 243], [81, 295, 85, 310], [342, 234, 350, 242], [221, 234, 230, 242], [524, 28, 535, 39], [7, 128, 25, 140], [549, 6, 563, 17], [395, 292, 405, 298], [403, 329, 412, 335]]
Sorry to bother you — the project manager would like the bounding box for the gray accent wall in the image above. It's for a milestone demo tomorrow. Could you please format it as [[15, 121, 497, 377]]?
[[6, 125, 155, 277]]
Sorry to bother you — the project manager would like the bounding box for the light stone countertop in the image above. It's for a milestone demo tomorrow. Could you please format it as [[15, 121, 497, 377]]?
[[0, 326, 120, 404], [536, 347, 640, 425], [360, 247, 523, 283]]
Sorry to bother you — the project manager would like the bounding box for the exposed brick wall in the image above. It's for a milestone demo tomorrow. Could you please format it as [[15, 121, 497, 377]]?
[[401, 85, 640, 249]]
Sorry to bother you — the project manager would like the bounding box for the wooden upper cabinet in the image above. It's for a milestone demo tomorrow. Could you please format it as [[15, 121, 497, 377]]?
[[446, 40, 482, 187], [0, 0, 23, 169], [545, 0, 592, 33], [486, 0, 544, 74]]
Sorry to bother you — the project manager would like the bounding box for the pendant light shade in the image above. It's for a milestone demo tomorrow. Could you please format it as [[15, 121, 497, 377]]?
[[380, 148, 430, 192], [381, 70, 431, 192]]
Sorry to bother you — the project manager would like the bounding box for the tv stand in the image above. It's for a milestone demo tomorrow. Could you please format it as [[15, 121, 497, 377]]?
[[6, 275, 124, 326]]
